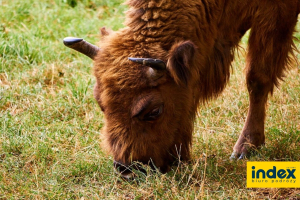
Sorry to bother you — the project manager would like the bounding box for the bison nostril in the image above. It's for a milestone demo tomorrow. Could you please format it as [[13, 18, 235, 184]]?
[[113, 161, 132, 174], [113, 161, 150, 179]]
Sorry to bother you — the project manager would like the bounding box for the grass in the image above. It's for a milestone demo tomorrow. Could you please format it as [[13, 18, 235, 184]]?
[[0, 0, 299, 199]]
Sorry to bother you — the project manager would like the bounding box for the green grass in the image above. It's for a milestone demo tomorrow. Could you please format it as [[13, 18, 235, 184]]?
[[0, 0, 300, 199]]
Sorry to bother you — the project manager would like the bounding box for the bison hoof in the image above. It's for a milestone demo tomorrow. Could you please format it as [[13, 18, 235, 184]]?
[[229, 151, 247, 160]]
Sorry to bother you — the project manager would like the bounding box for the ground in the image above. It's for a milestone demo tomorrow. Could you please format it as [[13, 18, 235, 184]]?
[[0, 0, 300, 199]]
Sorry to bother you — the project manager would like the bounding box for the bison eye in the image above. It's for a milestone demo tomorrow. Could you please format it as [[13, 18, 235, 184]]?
[[143, 104, 163, 121]]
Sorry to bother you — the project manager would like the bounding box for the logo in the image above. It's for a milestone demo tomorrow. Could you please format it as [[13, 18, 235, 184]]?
[[247, 162, 300, 188]]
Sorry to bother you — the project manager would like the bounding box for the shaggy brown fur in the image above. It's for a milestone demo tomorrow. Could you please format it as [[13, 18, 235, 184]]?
[[93, 0, 300, 174]]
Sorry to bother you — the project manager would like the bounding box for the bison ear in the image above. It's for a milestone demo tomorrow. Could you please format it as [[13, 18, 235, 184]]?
[[100, 27, 113, 37], [167, 41, 196, 86]]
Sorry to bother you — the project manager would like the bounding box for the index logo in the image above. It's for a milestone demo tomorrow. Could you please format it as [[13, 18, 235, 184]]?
[[247, 162, 300, 188]]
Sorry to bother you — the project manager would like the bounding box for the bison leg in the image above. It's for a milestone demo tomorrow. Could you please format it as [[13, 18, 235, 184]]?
[[231, 3, 298, 159], [231, 71, 271, 159]]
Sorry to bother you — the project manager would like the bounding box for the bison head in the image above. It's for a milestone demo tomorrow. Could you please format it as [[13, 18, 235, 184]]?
[[64, 29, 199, 178]]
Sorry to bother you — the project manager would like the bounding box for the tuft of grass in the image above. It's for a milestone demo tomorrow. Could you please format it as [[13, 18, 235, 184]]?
[[0, 0, 300, 199]]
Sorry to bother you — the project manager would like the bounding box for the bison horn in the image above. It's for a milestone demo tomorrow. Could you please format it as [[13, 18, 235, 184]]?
[[128, 58, 166, 70], [63, 37, 99, 60]]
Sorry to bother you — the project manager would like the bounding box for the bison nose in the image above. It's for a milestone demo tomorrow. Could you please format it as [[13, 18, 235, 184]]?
[[113, 161, 131, 173], [113, 161, 134, 179]]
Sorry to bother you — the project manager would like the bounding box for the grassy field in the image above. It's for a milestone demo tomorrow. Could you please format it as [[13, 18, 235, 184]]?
[[0, 0, 300, 199]]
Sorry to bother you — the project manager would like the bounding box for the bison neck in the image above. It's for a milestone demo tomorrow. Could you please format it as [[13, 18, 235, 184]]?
[[125, 0, 252, 100]]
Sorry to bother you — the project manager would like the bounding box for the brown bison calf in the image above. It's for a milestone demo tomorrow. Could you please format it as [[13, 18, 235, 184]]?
[[64, 0, 300, 178]]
